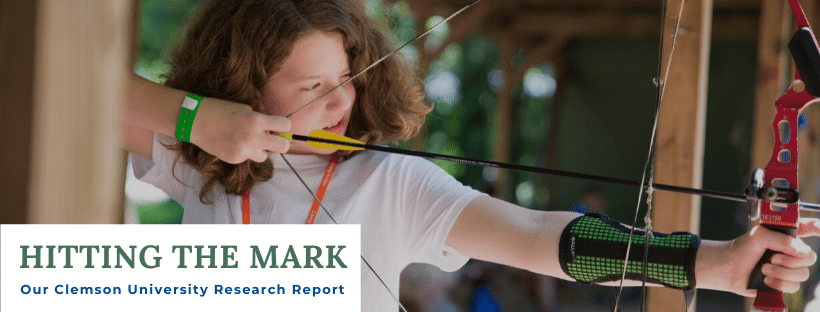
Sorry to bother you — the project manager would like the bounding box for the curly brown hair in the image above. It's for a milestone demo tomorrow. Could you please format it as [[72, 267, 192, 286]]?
[[163, 0, 431, 203]]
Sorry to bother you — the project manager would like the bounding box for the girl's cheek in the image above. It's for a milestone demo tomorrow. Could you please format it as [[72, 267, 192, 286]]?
[[289, 116, 307, 133], [289, 110, 320, 133], [345, 84, 356, 102], [263, 89, 298, 116]]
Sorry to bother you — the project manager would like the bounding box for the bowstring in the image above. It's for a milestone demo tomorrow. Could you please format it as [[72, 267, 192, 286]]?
[[612, 0, 686, 310], [276, 2, 483, 311], [279, 154, 409, 312]]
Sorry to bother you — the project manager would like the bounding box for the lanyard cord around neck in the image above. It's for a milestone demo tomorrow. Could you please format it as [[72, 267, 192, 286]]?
[[241, 152, 341, 224]]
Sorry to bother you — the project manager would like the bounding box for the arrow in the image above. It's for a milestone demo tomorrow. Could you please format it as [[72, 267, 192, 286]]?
[[279, 130, 364, 151], [278, 130, 820, 212]]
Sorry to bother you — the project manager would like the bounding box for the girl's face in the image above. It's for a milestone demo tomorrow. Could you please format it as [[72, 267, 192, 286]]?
[[262, 31, 355, 155]]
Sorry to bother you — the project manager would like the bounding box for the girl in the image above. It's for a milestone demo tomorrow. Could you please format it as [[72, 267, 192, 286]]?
[[125, 0, 820, 310]]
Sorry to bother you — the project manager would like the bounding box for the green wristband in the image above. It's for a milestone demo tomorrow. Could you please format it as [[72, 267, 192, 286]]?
[[175, 93, 203, 142]]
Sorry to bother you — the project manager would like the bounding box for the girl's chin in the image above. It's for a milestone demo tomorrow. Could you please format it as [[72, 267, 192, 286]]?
[[300, 148, 337, 155], [285, 143, 338, 155]]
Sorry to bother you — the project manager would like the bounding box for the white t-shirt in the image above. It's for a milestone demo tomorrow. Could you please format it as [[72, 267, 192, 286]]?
[[131, 134, 484, 311]]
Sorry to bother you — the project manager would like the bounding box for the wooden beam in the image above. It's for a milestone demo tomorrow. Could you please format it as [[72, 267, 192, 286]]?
[[647, 0, 712, 310], [711, 12, 759, 40], [421, 0, 505, 62], [507, 35, 568, 89], [511, 11, 660, 38], [510, 10, 756, 40], [443, 0, 759, 9], [26, 1, 132, 223], [521, 36, 568, 70]]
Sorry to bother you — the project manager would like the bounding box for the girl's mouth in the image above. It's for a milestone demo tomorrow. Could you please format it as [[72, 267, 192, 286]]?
[[323, 118, 344, 133]]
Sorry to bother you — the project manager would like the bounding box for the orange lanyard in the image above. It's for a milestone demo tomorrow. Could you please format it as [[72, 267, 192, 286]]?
[[241, 153, 341, 224]]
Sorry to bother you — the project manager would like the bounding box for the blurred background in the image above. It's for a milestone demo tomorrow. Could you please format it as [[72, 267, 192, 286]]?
[[3, 0, 820, 311]]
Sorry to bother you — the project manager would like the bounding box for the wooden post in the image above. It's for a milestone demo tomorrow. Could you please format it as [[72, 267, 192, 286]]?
[[544, 51, 569, 211], [409, 0, 432, 152], [0, 1, 133, 223], [492, 34, 516, 199], [647, 0, 712, 311], [0, 0, 38, 223]]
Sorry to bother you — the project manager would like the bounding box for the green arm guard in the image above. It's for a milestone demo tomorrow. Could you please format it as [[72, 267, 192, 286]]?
[[559, 213, 700, 290]]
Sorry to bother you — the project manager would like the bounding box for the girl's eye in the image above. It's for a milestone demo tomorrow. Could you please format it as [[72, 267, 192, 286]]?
[[302, 83, 320, 91]]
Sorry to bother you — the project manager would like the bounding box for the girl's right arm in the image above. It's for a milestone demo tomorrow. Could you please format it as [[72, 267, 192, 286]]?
[[123, 72, 291, 162]]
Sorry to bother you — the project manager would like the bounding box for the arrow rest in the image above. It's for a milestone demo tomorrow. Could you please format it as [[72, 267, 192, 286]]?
[[745, 168, 765, 220], [744, 168, 802, 220]]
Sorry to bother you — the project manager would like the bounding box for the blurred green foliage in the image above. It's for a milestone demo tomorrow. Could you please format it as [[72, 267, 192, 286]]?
[[136, 0, 201, 82], [132, 0, 203, 223]]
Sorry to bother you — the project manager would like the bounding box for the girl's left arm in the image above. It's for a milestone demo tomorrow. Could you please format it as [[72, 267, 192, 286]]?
[[445, 196, 578, 281], [445, 195, 820, 295]]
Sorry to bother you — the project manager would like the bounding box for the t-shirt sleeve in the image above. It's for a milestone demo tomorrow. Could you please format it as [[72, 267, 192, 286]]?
[[130, 133, 190, 203], [394, 155, 486, 272]]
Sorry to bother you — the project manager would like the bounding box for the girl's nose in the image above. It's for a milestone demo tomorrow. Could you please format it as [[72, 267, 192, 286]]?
[[325, 83, 354, 111]]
